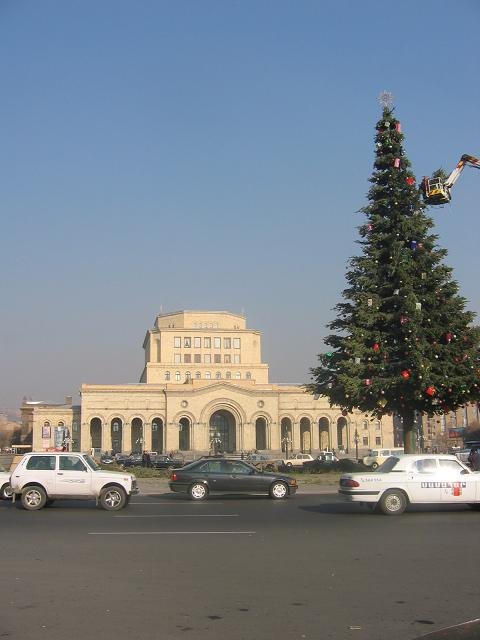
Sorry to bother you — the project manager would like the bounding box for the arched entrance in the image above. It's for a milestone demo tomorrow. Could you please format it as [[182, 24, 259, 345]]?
[[337, 417, 348, 452], [255, 417, 267, 451], [300, 418, 311, 453], [111, 418, 123, 454], [152, 418, 163, 453], [209, 410, 236, 453], [90, 418, 102, 450], [179, 417, 191, 451], [131, 418, 144, 453], [319, 417, 330, 450]]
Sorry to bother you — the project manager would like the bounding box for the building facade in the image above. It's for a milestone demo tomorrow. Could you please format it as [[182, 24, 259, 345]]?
[[22, 311, 395, 457]]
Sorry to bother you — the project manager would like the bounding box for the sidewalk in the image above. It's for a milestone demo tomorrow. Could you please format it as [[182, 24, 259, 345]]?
[[136, 478, 336, 495]]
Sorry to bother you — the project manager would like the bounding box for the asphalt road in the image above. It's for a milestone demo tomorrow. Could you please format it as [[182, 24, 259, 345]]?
[[1, 492, 479, 640]]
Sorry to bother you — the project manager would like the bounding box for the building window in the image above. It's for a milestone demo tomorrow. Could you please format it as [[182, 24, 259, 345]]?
[[195, 371, 201, 379], [226, 372, 231, 379], [363, 420, 368, 430], [215, 372, 221, 379], [214, 354, 221, 364], [184, 337, 191, 348], [204, 337, 211, 348], [205, 371, 211, 379], [174, 354, 181, 364], [185, 371, 191, 380], [165, 371, 170, 381], [174, 337, 181, 348], [214, 337, 221, 349], [175, 371, 181, 381], [184, 354, 191, 364], [194, 354, 201, 363], [233, 338, 241, 349], [213, 322, 218, 328], [233, 354, 241, 364], [375, 436, 381, 445], [246, 372, 251, 380], [235, 372, 241, 379], [375, 421, 381, 430], [224, 354, 231, 364], [194, 337, 201, 348], [363, 437, 369, 446], [224, 338, 231, 349], [204, 354, 211, 364]]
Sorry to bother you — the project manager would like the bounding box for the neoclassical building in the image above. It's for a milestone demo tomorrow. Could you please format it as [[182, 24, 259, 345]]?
[[22, 310, 395, 456]]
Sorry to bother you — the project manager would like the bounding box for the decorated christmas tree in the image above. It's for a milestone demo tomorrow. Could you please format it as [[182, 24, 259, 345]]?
[[309, 93, 480, 452]]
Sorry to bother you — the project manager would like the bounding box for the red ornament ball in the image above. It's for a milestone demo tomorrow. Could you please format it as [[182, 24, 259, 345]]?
[[401, 370, 410, 379], [373, 343, 380, 352], [425, 385, 436, 396]]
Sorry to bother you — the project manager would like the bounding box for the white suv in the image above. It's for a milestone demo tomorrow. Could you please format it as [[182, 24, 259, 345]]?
[[10, 452, 139, 511]]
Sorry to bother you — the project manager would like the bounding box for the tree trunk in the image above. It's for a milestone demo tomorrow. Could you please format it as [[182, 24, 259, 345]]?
[[401, 409, 417, 453]]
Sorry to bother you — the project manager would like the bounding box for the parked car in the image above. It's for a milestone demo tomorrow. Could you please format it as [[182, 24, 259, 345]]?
[[150, 454, 184, 470], [10, 452, 139, 511], [303, 451, 339, 472], [169, 457, 297, 501], [362, 447, 405, 470], [120, 453, 144, 468], [281, 453, 315, 469], [100, 453, 115, 464], [339, 453, 477, 515], [0, 463, 13, 499]]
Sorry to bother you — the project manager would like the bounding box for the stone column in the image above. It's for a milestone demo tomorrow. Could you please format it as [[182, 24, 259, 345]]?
[[81, 422, 90, 453], [102, 422, 112, 453], [269, 422, 279, 451], [311, 420, 320, 452], [144, 423, 152, 451], [123, 422, 132, 453]]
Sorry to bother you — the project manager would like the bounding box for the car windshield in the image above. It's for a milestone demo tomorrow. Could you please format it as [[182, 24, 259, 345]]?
[[375, 457, 401, 473], [84, 455, 100, 471]]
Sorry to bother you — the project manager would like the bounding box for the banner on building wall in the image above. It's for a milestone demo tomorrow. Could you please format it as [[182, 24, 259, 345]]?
[[42, 426, 51, 439], [448, 428, 465, 439]]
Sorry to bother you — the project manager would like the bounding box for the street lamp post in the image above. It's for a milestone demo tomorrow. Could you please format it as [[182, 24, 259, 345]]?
[[354, 429, 360, 461], [281, 435, 291, 460]]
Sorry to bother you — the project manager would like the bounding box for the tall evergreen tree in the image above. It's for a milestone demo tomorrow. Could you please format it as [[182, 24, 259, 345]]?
[[309, 98, 480, 452]]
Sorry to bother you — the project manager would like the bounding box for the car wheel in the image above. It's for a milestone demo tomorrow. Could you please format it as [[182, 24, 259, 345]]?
[[189, 482, 208, 501], [270, 481, 288, 500], [21, 485, 47, 511], [100, 486, 127, 511], [1, 483, 13, 500], [371, 462, 379, 470], [286, 462, 293, 469], [376, 489, 407, 515]]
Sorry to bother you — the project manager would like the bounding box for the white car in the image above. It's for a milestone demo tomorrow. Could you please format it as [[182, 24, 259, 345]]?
[[283, 454, 315, 468], [10, 452, 139, 511], [0, 464, 13, 499], [362, 447, 405, 469], [339, 454, 478, 515]]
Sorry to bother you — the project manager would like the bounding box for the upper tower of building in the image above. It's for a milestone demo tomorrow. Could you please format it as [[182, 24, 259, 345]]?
[[140, 310, 269, 385]]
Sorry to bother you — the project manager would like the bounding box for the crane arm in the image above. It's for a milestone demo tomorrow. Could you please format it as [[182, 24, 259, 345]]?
[[445, 154, 480, 188]]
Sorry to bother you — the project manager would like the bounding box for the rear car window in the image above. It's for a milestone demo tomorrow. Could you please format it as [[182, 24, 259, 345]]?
[[26, 456, 56, 471], [59, 456, 87, 472]]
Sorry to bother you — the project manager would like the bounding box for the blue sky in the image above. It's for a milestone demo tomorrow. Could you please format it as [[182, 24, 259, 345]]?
[[1, 0, 479, 409]]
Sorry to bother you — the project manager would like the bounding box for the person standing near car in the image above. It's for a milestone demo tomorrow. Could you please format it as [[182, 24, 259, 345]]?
[[468, 447, 480, 471]]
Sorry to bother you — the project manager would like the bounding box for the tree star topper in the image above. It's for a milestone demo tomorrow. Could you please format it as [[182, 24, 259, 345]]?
[[378, 91, 394, 109]]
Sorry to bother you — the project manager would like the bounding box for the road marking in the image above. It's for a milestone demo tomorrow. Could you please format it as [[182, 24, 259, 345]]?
[[130, 501, 226, 505], [88, 531, 256, 535], [114, 514, 239, 518]]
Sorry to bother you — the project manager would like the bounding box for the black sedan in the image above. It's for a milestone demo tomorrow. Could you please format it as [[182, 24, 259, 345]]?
[[169, 457, 297, 501], [150, 454, 184, 470]]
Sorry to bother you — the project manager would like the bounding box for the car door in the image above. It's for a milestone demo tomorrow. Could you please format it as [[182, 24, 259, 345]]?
[[194, 460, 231, 492], [221, 460, 266, 493], [55, 455, 93, 497], [437, 458, 477, 503], [405, 458, 443, 503]]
